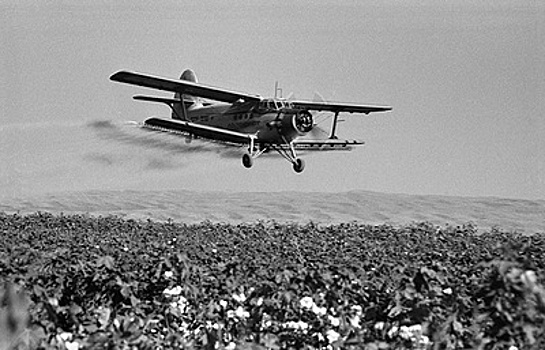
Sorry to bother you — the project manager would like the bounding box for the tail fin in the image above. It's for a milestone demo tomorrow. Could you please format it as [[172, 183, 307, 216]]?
[[172, 69, 201, 120]]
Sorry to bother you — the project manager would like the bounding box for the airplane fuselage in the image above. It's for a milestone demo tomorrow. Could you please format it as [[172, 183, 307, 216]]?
[[183, 99, 312, 144]]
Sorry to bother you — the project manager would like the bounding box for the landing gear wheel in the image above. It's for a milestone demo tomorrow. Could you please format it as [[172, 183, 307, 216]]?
[[293, 158, 305, 173], [242, 153, 253, 168]]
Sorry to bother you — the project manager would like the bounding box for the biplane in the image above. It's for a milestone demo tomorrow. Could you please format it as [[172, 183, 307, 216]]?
[[110, 69, 391, 172]]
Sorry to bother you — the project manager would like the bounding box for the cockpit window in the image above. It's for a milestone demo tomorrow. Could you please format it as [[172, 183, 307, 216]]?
[[260, 99, 292, 111]]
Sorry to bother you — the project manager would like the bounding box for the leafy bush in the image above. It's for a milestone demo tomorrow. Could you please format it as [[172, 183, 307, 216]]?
[[1, 213, 544, 349]]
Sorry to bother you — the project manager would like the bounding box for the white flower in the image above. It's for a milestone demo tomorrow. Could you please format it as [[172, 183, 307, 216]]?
[[65, 341, 80, 350], [328, 315, 340, 327], [325, 329, 340, 343], [178, 297, 189, 313], [205, 321, 220, 330], [179, 321, 190, 336], [234, 306, 249, 319], [164, 271, 173, 279], [398, 324, 424, 341], [315, 332, 325, 342], [408, 324, 422, 334], [219, 299, 228, 308], [442, 287, 453, 295], [521, 270, 537, 289], [168, 295, 188, 314], [284, 320, 309, 331], [59, 332, 73, 341], [399, 324, 422, 339], [349, 315, 361, 328], [300, 296, 314, 309], [374, 321, 385, 331], [163, 286, 182, 296], [232, 292, 246, 303], [351, 305, 363, 315], [419, 335, 431, 346], [312, 304, 327, 316], [399, 326, 411, 339], [387, 325, 399, 338], [225, 342, 236, 350], [256, 297, 264, 306], [508, 346, 518, 350], [262, 319, 273, 329], [227, 306, 249, 319]]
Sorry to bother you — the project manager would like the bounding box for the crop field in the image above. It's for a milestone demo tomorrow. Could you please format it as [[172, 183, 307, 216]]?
[[1, 212, 545, 349]]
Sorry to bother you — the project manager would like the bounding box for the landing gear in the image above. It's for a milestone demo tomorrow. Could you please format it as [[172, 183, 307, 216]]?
[[241, 136, 306, 173], [272, 139, 306, 173], [293, 158, 305, 173], [242, 153, 253, 168], [241, 136, 267, 169]]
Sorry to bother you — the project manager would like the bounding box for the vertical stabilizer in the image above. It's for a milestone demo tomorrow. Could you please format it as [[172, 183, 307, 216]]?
[[172, 69, 200, 120]]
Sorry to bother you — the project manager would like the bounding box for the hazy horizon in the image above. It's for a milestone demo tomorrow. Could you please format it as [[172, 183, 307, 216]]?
[[1, 1, 544, 200]]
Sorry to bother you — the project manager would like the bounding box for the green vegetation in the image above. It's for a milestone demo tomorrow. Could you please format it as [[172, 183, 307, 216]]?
[[1, 212, 545, 349]]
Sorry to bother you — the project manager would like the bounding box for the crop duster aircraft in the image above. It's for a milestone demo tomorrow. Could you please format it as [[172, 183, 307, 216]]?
[[110, 69, 391, 173]]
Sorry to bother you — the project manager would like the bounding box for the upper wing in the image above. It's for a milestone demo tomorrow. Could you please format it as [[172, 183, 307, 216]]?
[[110, 71, 262, 104], [291, 100, 392, 114]]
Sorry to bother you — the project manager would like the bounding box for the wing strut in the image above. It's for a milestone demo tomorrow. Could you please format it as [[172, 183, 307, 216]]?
[[179, 97, 188, 121], [329, 111, 340, 139]]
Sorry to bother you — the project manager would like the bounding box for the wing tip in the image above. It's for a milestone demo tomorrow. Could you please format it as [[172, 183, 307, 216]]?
[[110, 70, 127, 82], [110, 70, 138, 81]]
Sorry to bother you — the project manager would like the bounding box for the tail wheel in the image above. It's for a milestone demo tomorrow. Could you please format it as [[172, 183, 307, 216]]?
[[293, 158, 305, 173], [242, 153, 253, 168]]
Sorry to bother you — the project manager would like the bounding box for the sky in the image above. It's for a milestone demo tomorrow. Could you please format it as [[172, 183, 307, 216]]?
[[1, 0, 544, 200]]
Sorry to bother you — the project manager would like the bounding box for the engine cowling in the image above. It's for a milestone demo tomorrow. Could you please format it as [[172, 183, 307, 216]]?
[[293, 110, 314, 134], [264, 110, 314, 143], [278, 110, 313, 139]]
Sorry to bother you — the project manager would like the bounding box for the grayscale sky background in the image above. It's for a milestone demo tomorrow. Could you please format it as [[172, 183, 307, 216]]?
[[1, 0, 544, 200]]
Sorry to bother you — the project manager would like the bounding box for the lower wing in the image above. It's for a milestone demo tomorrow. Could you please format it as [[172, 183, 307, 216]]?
[[142, 117, 362, 151], [143, 117, 254, 145], [293, 139, 364, 151]]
